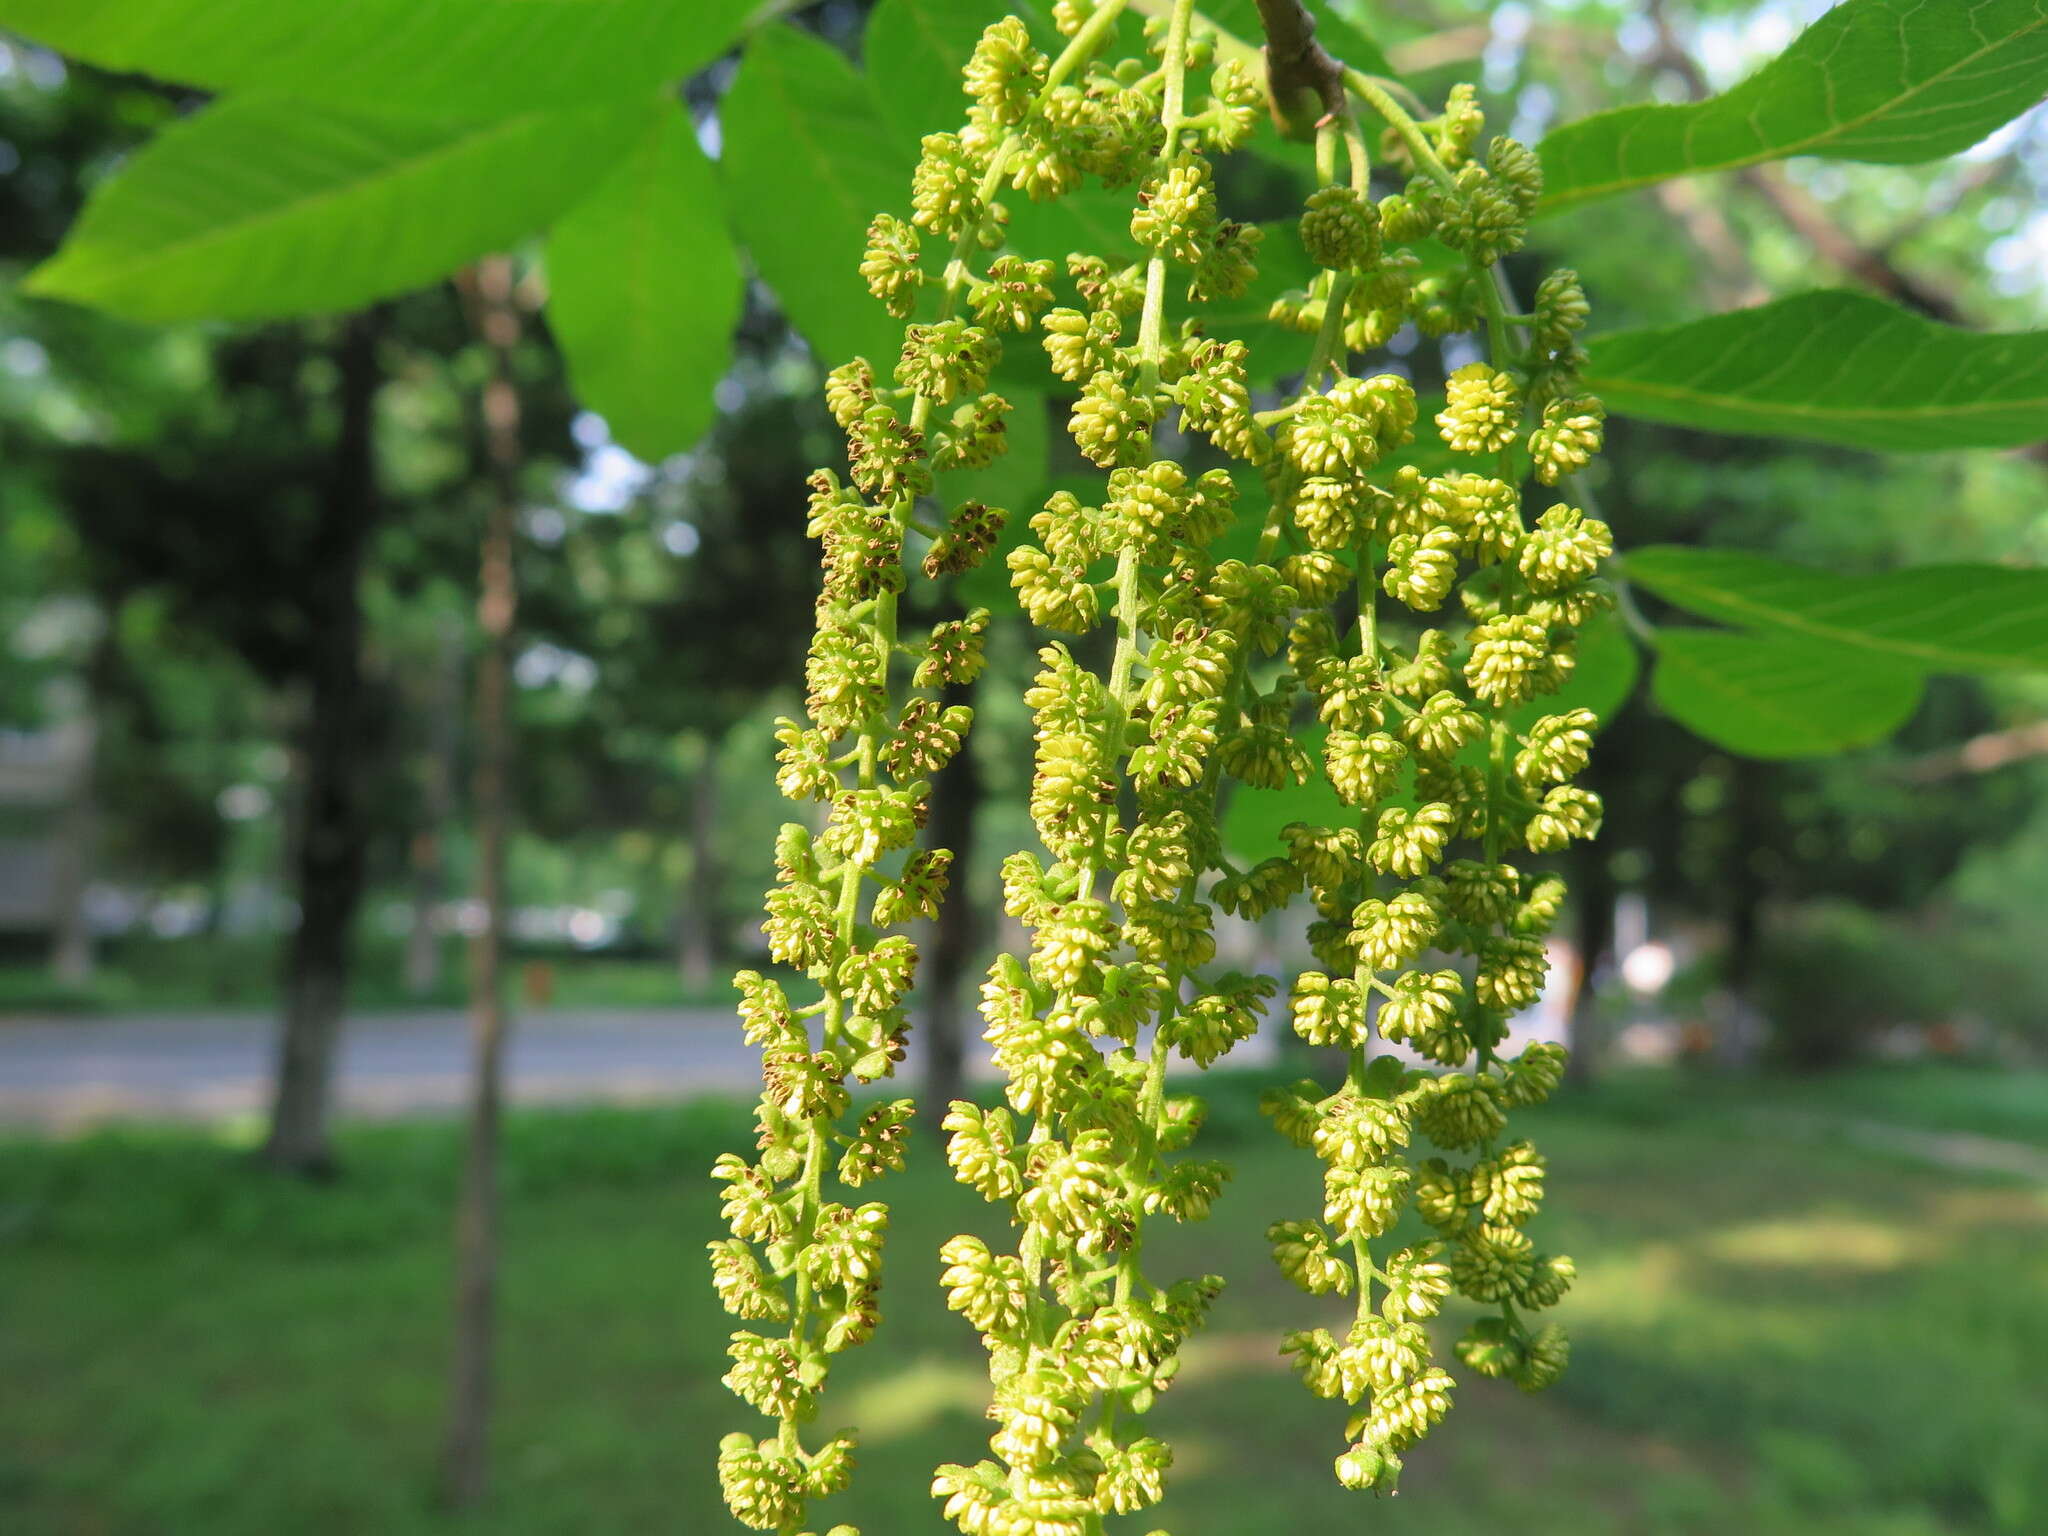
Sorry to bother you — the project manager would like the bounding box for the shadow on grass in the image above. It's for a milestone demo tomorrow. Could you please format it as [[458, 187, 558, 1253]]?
[[1, 1072, 2042, 1534]]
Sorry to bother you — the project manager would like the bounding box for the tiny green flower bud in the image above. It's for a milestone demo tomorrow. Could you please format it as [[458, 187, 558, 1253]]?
[[1383, 526, 1464, 612], [1529, 395, 1605, 484], [1324, 730, 1408, 809], [1351, 888, 1443, 972], [1369, 802, 1456, 878], [1518, 504, 1613, 592], [1291, 971, 1366, 1048], [1300, 185, 1380, 270], [1436, 363, 1522, 454], [964, 17, 1046, 127], [860, 212, 924, 318], [1069, 367, 1160, 467], [1378, 970, 1469, 1064], [910, 131, 984, 238], [1131, 157, 1216, 265]]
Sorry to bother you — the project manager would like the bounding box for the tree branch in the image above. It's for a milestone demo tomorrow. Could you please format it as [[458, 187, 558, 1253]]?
[[1902, 721, 2048, 782], [1252, 0, 1348, 137], [1640, 0, 1962, 324]]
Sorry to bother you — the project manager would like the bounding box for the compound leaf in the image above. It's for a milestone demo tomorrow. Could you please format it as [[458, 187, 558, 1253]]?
[[25, 94, 651, 321], [1539, 0, 2048, 215], [0, 0, 758, 113], [1583, 290, 2048, 451], [720, 24, 903, 368], [547, 101, 741, 461], [1652, 629, 1924, 758], [1625, 546, 2048, 673]]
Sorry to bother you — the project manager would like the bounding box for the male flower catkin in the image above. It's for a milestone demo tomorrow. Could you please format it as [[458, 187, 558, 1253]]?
[[712, 10, 1084, 1527], [1254, 79, 1601, 1494], [716, 3, 1604, 1527]]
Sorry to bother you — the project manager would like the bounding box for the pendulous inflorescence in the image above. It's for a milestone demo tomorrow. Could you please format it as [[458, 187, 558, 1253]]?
[[715, 3, 1608, 1530]]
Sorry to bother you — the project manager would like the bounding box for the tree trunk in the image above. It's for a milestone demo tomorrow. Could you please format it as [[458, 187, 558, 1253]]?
[[441, 256, 523, 1512], [1716, 760, 1765, 1072], [921, 670, 981, 1134], [263, 311, 383, 1177], [405, 613, 465, 998], [677, 740, 720, 993], [48, 621, 114, 987], [1564, 849, 1614, 1089]]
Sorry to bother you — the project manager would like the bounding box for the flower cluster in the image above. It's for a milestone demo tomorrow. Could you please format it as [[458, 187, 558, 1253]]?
[[718, 2, 1606, 1526], [1250, 84, 1602, 1493], [927, 9, 1298, 1534], [713, 11, 1086, 1528]]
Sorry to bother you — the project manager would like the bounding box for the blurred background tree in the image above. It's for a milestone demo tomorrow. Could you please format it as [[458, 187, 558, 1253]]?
[[0, 0, 2044, 1531], [2, 0, 2044, 1111]]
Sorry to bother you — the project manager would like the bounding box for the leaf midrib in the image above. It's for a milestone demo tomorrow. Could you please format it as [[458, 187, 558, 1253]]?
[[1586, 371, 2041, 425], [1539, 11, 2048, 213], [37, 103, 591, 295], [1627, 567, 2046, 671]]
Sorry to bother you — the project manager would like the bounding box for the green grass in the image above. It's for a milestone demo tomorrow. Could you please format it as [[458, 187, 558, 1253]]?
[[0, 942, 743, 1017], [1582, 1062, 2048, 1151], [1, 1075, 2044, 1535]]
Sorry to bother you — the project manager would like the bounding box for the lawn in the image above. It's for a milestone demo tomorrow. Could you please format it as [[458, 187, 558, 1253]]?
[[0, 942, 730, 1017], [2, 1072, 2043, 1535]]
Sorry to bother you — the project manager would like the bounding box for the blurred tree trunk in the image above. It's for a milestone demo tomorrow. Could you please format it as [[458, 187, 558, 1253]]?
[[677, 740, 720, 994], [405, 613, 465, 999], [921, 670, 981, 1134], [1716, 759, 1766, 1071], [48, 620, 115, 987], [1564, 850, 1614, 1088], [441, 255, 522, 1511], [263, 310, 384, 1177]]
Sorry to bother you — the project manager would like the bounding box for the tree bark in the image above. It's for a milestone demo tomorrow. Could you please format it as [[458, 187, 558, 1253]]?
[[921, 670, 981, 1135], [440, 255, 523, 1512], [677, 740, 721, 994], [48, 620, 114, 987], [1563, 849, 1614, 1089], [1252, 0, 1348, 135], [1716, 760, 1765, 1072], [262, 311, 384, 1177], [405, 613, 465, 998]]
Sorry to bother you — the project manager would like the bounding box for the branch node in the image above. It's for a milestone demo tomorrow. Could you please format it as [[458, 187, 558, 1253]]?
[[1254, 0, 1349, 140]]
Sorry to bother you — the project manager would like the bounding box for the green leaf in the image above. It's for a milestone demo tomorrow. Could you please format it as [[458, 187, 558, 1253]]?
[[864, 0, 999, 150], [1513, 611, 1640, 730], [0, 0, 759, 112], [1004, 183, 1138, 270], [720, 25, 904, 369], [1219, 727, 1349, 863], [1624, 546, 2048, 673], [546, 103, 741, 461], [1538, 0, 2048, 215], [25, 95, 651, 322], [954, 435, 1065, 611], [1583, 290, 2048, 451], [1651, 629, 1924, 759], [1203, 0, 1397, 80], [950, 392, 1052, 525]]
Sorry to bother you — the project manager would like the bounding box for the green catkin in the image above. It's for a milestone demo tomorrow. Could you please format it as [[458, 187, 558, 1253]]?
[[717, 6, 1606, 1531]]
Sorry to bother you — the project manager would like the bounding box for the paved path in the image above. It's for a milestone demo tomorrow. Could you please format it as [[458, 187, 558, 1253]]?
[[0, 998, 1567, 1134], [9, 1013, 2043, 1186], [1768, 1107, 2048, 1184], [0, 1009, 1289, 1133], [0, 1009, 774, 1132]]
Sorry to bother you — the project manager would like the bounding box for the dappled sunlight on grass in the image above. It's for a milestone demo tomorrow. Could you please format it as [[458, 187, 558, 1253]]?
[[2, 1077, 2044, 1534], [840, 1356, 988, 1444], [1701, 1212, 1915, 1269]]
